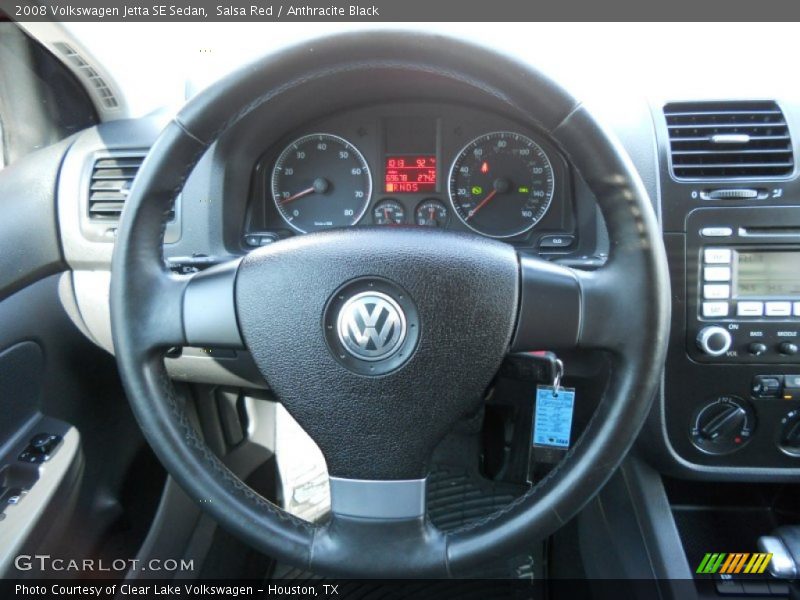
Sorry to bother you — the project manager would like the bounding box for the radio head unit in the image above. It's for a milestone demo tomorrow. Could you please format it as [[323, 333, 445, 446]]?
[[688, 207, 800, 364]]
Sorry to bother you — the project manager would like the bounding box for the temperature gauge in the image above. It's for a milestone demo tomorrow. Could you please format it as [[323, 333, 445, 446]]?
[[415, 199, 448, 228], [373, 199, 406, 225]]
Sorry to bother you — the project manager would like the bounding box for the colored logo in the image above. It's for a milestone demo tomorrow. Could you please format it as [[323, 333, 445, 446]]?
[[696, 553, 773, 575]]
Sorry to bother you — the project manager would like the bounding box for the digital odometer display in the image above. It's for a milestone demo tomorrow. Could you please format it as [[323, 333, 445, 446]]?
[[384, 156, 437, 193], [735, 251, 800, 297]]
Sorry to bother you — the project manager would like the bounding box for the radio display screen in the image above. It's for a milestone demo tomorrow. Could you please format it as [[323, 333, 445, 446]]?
[[735, 250, 800, 297]]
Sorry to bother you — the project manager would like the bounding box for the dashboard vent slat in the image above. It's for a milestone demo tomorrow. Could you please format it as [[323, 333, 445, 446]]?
[[87, 154, 144, 221], [664, 101, 794, 179]]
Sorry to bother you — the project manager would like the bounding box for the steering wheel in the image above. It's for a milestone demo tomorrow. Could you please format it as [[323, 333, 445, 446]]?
[[110, 31, 670, 577]]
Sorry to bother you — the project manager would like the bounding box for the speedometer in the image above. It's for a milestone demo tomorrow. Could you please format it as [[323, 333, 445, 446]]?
[[448, 132, 555, 238], [271, 133, 372, 234]]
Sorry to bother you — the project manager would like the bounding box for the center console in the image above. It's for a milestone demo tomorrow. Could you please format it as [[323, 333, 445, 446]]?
[[688, 207, 800, 366], [678, 206, 800, 465], [655, 99, 800, 476], [571, 99, 800, 600]]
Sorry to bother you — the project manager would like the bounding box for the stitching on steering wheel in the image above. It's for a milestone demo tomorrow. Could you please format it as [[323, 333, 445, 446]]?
[[154, 360, 316, 534]]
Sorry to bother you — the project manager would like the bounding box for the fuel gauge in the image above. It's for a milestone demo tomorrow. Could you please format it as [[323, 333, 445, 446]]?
[[415, 199, 448, 228]]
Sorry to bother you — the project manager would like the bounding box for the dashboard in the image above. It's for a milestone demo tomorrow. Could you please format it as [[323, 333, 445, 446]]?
[[242, 102, 585, 255], [51, 59, 800, 483]]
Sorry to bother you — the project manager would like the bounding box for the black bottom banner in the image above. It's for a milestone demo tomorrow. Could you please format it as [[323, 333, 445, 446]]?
[[4, 579, 708, 600]]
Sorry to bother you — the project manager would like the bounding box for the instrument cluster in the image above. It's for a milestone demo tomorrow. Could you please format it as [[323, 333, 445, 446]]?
[[243, 103, 576, 251]]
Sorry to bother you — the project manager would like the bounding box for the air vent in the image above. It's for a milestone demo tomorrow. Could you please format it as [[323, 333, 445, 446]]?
[[664, 101, 794, 179], [87, 155, 143, 220], [53, 42, 120, 110]]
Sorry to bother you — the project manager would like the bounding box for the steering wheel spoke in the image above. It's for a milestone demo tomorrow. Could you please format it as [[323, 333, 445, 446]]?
[[131, 258, 244, 352], [182, 258, 244, 349], [312, 475, 448, 577], [571, 263, 635, 352], [511, 255, 582, 352], [311, 505, 448, 577], [512, 257, 632, 354], [329, 476, 427, 520]]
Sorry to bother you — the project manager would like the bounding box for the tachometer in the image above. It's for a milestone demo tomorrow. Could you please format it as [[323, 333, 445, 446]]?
[[448, 132, 554, 238], [271, 133, 372, 233]]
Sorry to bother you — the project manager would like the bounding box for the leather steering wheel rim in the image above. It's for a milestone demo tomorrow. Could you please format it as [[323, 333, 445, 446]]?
[[110, 31, 670, 577]]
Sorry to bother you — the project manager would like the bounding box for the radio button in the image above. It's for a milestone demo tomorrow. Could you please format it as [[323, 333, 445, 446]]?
[[766, 302, 792, 317], [748, 343, 769, 357], [703, 302, 730, 318], [779, 342, 799, 356], [701, 227, 733, 238], [704, 266, 732, 282], [738, 302, 765, 317], [704, 284, 731, 299], [785, 375, 800, 389], [704, 248, 732, 264], [794, 302, 800, 317]]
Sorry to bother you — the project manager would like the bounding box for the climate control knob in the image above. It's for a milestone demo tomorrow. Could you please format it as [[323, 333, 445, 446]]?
[[697, 326, 732, 357], [691, 396, 754, 455], [779, 410, 800, 457]]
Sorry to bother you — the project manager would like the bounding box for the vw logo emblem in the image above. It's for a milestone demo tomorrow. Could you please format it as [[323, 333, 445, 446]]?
[[336, 291, 407, 361]]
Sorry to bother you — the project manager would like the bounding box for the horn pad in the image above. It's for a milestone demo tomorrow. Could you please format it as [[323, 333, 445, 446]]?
[[235, 228, 519, 479]]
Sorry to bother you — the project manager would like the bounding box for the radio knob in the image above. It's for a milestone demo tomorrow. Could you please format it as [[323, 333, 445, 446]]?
[[697, 326, 732, 357], [779, 342, 799, 356]]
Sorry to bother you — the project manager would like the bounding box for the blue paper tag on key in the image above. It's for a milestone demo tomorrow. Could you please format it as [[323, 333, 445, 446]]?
[[533, 385, 576, 448]]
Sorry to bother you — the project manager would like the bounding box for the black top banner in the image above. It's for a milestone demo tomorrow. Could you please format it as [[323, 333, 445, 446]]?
[[2, 0, 800, 21]]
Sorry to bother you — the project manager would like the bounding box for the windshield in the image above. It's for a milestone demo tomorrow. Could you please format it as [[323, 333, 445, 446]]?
[[30, 22, 798, 119]]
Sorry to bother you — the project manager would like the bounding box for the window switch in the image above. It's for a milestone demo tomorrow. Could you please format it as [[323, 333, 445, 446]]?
[[18, 433, 62, 463], [0, 487, 25, 509], [30, 433, 60, 454]]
